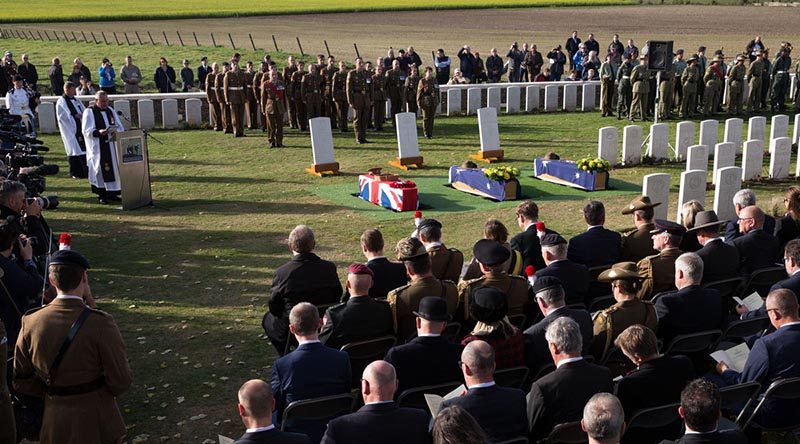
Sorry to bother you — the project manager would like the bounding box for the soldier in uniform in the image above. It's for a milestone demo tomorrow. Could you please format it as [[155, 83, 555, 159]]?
[[331, 61, 349, 133], [205, 62, 222, 131], [1, 319, 14, 444], [658, 60, 676, 120], [616, 53, 634, 120], [679, 56, 700, 118], [385, 59, 405, 125], [703, 55, 724, 116], [636, 219, 684, 300], [387, 237, 459, 342], [347, 57, 370, 144], [323, 56, 338, 129], [621, 196, 661, 263], [795, 55, 800, 112], [417, 218, 463, 283], [13, 250, 132, 444], [301, 63, 323, 123], [371, 64, 388, 131], [591, 262, 657, 361], [672, 49, 687, 113], [417, 66, 438, 139], [215, 62, 232, 134], [261, 69, 285, 148], [290, 61, 307, 131], [405, 66, 420, 115], [282, 56, 299, 129], [759, 49, 772, 111], [599, 54, 616, 117], [727, 55, 746, 115], [252, 62, 268, 132], [224, 60, 247, 137], [696, 46, 708, 111], [629, 55, 649, 121], [244, 61, 258, 129], [746, 50, 763, 113], [771, 48, 792, 112]]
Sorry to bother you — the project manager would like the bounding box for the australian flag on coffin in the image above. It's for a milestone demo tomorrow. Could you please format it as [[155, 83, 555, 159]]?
[[358, 174, 419, 212]]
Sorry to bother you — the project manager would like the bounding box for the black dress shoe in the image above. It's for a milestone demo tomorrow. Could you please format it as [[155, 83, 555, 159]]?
[[98, 198, 108, 205], [107, 194, 122, 202]]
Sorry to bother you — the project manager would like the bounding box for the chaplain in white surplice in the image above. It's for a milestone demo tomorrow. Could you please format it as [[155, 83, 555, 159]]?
[[55, 81, 88, 179], [81, 91, 125, 204]]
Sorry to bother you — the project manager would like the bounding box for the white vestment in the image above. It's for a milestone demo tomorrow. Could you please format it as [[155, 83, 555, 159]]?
[[81, 106, 125, 192], [55, 95, 86, 156]]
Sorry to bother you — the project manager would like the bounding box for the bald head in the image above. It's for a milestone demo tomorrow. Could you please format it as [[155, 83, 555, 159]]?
[[738, 205, 764, 234], [462, 340, 495, 380], [238, 379, 273, 420], [766, 289, 800, 326], [361, 361, 398, 402]]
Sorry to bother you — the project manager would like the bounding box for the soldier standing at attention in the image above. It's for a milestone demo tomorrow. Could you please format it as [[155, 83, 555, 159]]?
[[365, 61, 376, 129], [658, 60, 676, 120], [630, 55, 649, 121], [386, 60, 405, 125], [405, 66, 420, 115], [205, 62, 222, 131], [302, 63, 323, 123], [371, 64, 388, 131], [291, 61, 307, 131], [224, 60, 247, 137], [261, 69, 285, 148], [702, 56, 720, 116], [759, 49, 772, 111], [244, 61, 258, 130], [282, 56, 299, 129], [253, 62, 268, 132], [727, 55, 746, 115], [417, 66, 438, 139], [323, 56, 338, 129], [347, 57, 370, 144], [771, 48, 792, 112], [599, 54, 616, 117], [746, 50, 763, 113], [695, 46, 708, 111], [332, 61, 349, 133], [616, 53, 634, 120], [215, 62, 232, 134], [672, 49, 687, 113], [680, 56, 700, 119]]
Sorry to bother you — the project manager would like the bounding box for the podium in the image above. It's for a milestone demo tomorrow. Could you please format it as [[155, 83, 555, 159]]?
[[114, 129, 152, 210]]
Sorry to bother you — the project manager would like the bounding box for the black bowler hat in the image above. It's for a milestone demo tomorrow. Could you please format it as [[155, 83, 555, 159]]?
[[540, 233, 567, 247], [473, 239, 510, 266], [49, 250, 91, 269], [531, 276, 563, 295], [413, 296, 451, 322], [417, 218, 442, 232], [649, 219, 686, 236], [469, 286, 508, 324]]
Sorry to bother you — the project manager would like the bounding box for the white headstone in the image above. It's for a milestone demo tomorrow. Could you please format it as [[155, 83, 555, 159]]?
[[622, 125, 642, 166], [770, 114, 789, 141], [467, 88, 481, 115], [36, 102, 56, 134], [487, 87, 501, 111], [676, 170, 707, 222], [686, 145, 709, 172], [161, 99, 179, 129], [185, 98, 203, 126], [741, 139, 764, 181], [699, 119, 718, 152], [581, 83, 596, 112], [447, 89, 462, 116], [137, 99, 155, 130], [643, 173, 670, 221], [395, 112, 420, 159], [544, 85, 558, 112], [506, 86, 520, 114], [769, 137, 792, 179], [724, 118, 743, 154], [794, 113, 800, 147], [309, 117, 336, 165], [714, 166, 743, 221], [597, 126, 618, 166], [748, 116, 766, 142], [712, 142, 736, 184], [477, 107, 501, 152], [563, 84, 577, 112], [647, 123, 669, 160], [525, 85, 540, 112], [675, 121, 695, 161], [113, 100, 131, 130]]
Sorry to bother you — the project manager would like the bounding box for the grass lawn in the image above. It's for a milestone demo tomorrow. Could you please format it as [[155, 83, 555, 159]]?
[[30, 108, 797, 442]]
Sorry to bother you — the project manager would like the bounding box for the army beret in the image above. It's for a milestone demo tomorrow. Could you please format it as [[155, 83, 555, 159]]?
[[469, 286, 508, 324], [413, 296, 451, 322], [473, 239, 510, 266], [347, 263, 374, 277], [417, 218, 442, 232], [540, 233, 567, 247], [49, 250, 91, 270], [531, 276, 563, 295], [649, 219, 686, 235]]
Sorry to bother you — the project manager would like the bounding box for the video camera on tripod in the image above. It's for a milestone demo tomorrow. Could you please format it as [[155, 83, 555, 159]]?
[[0, 111, 60, 208]]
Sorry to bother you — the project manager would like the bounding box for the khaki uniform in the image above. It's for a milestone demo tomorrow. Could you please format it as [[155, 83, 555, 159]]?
[[224, 70, 247, 137], [214, 72, 232, 133], [405, 73, 420, 114], [616, 61, 634, 118], [680, 65, 699, 118], [371, 72, 388, 130], [332, 69, 349, 132], [428, 244, 464, 283], [591, 299, 658, 360], [658, 69, 675, 119], [302, 72, 324, 122], [205, 70, 222, 131], [630, 64, 649, 120], [417, 77, 439, 138], [637, 247, 682, 300], [253, 70, 267, 131], [703, 65, 723, 116], [385, 68, 405, 121], [458, 272, 530, 321], [244, 70, 259, 129], [600, 61, 616, 117], [283, 65, 299, 128], [620, 223, 658, 263], [1, 320, 15, 444], [727, 63, 746, 115], [746, 58, 763, 113], [323, 64, 338, 128], [13, 298, 133, 444], [261, 79, 286, 147], [291, 70, 307, 131], [347, 69, 371, 142], [387, 276, 459, 341]]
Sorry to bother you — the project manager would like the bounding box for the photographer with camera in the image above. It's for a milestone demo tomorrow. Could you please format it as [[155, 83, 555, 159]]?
[[98, 58, 116, 95], [0, 181, 53, 258], [81, 91, 124, 205], [55, 81, 88, 179], [0, 216, 42, 349]]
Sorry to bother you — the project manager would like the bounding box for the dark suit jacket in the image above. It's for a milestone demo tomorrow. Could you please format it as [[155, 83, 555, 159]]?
[[235, 428, 311, 444], [654, 285, 723, 343], [771, 271, 800, 296], [366, 257, 408, 299], [271, 342, 352, 442], [659, 430, 747, 444], [774, 214, 800, 250], [510, 225, 557, 272], [523, 307, 593, 371], [568, 226, 622, 268], [695, 239, 740, 283], [441, 384, 528, 442], [319, 296, 394, 350], [730, 229, 780, 274], [615, 355, 695, 418], [0, 254, 40, 347], [534, 260, 590, 306], [384, 335, 463, 395], [725, 215, 775, 242], [320, 401, 431, 444], [528, 359, 613, 441]]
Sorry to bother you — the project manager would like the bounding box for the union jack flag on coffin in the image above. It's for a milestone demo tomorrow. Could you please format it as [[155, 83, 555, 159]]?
[[358, 174, 419, 212]]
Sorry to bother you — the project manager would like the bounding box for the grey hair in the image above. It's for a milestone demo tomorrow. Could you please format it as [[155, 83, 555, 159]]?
[[545, 317, 583, 355], [536, 286, 565, 305], [675, 252, 703, 284], [542, 243, 568, 259], [583, 393, 625, 441], [288, 225, 315, 253], [733, 189, 756, 208]]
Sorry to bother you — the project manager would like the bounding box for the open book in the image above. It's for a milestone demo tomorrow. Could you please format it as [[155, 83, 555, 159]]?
[[424, 384, 466, 416], [733, 292, 765, 312], [710, 342, 750, 373]]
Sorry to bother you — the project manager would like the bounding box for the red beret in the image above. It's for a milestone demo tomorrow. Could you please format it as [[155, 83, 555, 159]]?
[[347, 263, 374, 277]]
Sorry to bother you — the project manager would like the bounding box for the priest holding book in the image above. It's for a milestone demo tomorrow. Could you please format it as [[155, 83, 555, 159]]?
[[81, 91, 125, 205]]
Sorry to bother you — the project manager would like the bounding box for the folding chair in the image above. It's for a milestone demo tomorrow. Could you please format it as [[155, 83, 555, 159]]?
[[396, 381, 463, 410], [741, 377, 800, 433], [702, 276, 744, 300], [662, 330, 722, 356], [341, 335, 397, 387], [493, 366, 530, 390], [622, 402, 682, 444], [719, 381, 761, 426], [740, 266, 787, 298], [280, 392, 355, 432], [544, 421, 587, 444]]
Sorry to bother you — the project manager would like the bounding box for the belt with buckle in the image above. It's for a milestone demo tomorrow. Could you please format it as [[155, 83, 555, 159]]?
[[228, 87, 244, 90]]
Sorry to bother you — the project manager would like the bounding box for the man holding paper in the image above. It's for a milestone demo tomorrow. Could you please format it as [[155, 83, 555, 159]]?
[[81, 91, 125, 205]]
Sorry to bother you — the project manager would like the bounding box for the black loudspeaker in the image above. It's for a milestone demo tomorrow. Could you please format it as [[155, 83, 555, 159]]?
[[647, 40, 674, 72]]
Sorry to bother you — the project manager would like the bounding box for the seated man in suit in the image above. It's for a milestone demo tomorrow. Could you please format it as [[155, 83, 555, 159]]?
[[528, 317, 613, 441], [613, 325, 695, 418], [387, 237, 459, 342], [582, 393, 625, 444], [234, 379, 311, 444], [320, 263, 394, 350], [736, 239, 797, 321], [691, 210, 740, 283], [637, 219, 684, 300], [440, 340, 528, 442], [620, 195, 660, 263], [729, 205, 780, 274], [360, 229, 408, 299], [321, 361, 430, 444], [511, 200, 557, 271], [568, 200, 622, 268], [654, 253, 723, 343], [270, 303, 352, 442], [536, 233, 590, 306], [661, 379, 747, 444], [523, 276, 593, 371], [713, 288, 800, 430], [384, 296, 463, 395], [724, 189, 775, 242], [417, 218, 463, 283], [263, 225, 343, 355]]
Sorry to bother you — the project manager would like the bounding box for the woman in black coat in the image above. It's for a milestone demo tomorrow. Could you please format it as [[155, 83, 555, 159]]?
[[775, 186, 800, 249], [153, 57, 176, 93]]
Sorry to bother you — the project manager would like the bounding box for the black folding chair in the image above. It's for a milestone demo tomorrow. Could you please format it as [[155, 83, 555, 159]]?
[[601, 346, 636, 378], [280, 392, 355, 431], [544, 421, 587, 444], [740, 266, 787, 298], [716, 316, 769, 349], [587, 264, 614, 302], [442, 322, 462, 343], [494, 366, 530, 389], [496, 437, 529, 444], [396, 381, 463, 411], [702, 276, 744, 299], [341, 335, 397, 387], [508, 313, 528, 330], [532, 362, 556, 382], [719, 381, 761, 426], [742, 377, 800, 432], [622, 402, 682, 444], [662, 330, 723, 356]]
